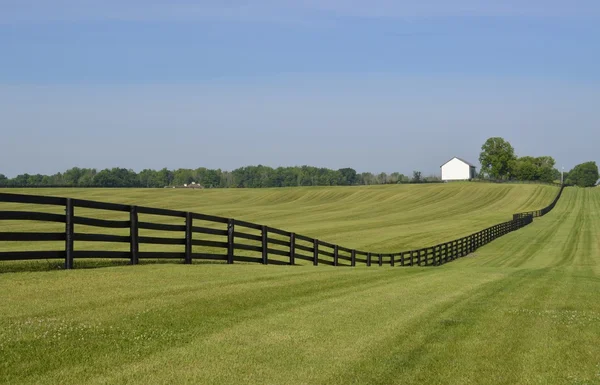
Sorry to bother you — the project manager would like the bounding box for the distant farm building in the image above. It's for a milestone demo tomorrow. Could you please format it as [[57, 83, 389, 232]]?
[[441, 157, 476, 181]]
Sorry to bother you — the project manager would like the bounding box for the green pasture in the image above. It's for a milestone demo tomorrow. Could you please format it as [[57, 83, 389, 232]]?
[[2, 184, 598, 384], [0, 183, 558, 264]]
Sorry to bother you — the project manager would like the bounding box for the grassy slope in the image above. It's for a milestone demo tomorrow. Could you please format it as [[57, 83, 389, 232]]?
[[1, 187, 599, 384], [0, 183, 557, 255]]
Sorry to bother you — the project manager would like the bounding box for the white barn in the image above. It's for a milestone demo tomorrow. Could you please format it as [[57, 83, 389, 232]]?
[[441, 157, 477, 181]]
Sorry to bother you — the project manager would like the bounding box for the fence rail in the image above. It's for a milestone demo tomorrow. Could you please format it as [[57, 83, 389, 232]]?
[[0, 185, 564, 269]]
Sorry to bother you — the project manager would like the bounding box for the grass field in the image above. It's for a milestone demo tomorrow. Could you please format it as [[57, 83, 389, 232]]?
[[3, 184, 599, 384], [0, 183, 558, 264]]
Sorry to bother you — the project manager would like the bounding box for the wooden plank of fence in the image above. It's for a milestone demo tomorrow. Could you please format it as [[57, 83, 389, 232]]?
[[0, 211, 66, 223], [0, 232, 66, 241], [138, 222, 185, 232], [139, 236, 185, 245], [0, 251, 64, 260], [0, 192, 66, 206]]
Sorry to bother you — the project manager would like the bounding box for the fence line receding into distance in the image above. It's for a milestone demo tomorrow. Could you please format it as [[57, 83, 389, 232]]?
[[0, 185, 564, 269]]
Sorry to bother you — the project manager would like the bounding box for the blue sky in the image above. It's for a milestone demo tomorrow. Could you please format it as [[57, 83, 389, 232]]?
[[1, 1, 599, 177]]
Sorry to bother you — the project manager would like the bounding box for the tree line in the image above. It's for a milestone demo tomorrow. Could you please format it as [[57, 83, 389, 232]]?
[[0, 166, 441, 188], [478, 137, 598, 187], [2, 137, 597, 188]]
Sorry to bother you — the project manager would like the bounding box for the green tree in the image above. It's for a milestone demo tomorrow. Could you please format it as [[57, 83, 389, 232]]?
[[63, 167, 84, 186], [511, 156, 537, 181], [377, 172, 388, 184], [566, 162, 599, 187], [338, 168, 358, 186], [0, 174, 8, 187], [172, 169, 195, 187], [93, 168, 139, 187], [138, 169, 159, 187], [479, 137, 516, 179], [533, 156, 556, 183], [78, 169, 97, 187], [511, 156, 556, 183], [412, 171, 422, 183]]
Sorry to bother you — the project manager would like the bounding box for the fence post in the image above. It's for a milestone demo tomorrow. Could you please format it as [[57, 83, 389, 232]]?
[[261, 225, 268, 265], [184, 212, 192, 264], [333, 245, 339, 266], [129, 205, 139, 265], [378, 253, 382, 266], [227, 219, 234, 264], [313, 239, 319, 266], [367, 252, 372, 267], [400, 252, 405, 266], [351, 249, 356, 267], [390, 253, 395, 267], [65, 198, 74, 270], [290, 233, 296, 265]]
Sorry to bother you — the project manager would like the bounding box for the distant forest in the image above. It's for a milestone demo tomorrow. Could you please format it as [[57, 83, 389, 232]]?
[[0, 166, 438, 188], [2, 136, 597, 188]]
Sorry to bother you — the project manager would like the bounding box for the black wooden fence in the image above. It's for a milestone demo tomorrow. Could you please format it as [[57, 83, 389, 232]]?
[[0, 185, 564, 269]]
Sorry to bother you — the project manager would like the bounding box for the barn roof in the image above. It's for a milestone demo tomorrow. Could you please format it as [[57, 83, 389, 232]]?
[[441, 157, 477, 168]]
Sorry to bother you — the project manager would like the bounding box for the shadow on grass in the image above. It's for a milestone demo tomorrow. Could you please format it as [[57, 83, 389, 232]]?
[[0, 259, 228, 274]]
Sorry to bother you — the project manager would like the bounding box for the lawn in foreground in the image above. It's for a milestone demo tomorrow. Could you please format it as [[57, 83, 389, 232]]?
[[1, 187, 598, 384]]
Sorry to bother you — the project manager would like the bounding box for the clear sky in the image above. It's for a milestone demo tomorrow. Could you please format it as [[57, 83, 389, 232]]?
[[1, 1, 599, 177]]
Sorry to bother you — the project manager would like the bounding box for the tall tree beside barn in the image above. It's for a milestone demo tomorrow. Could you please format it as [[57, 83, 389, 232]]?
[[479, 137, 516, 179], [511, 156, 558, 183]]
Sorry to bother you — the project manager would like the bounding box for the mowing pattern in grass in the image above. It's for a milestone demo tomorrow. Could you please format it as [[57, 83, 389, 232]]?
[[0, 183, 558, 271], [1, 187, 598, 384], [0, 184, 562, 268]]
